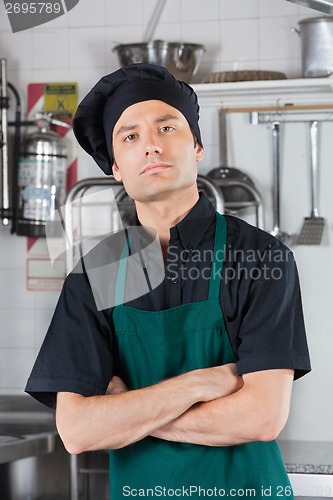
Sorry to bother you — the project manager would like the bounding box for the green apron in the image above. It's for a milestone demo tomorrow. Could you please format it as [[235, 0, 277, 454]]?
[[110, 213, 293, 499]]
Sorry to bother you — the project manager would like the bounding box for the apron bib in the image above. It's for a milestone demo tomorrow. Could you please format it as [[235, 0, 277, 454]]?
[[110, 213, 292, 499]]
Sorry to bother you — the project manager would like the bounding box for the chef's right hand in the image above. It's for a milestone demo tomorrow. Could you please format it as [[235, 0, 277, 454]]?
[[194, 363, 243, 402]]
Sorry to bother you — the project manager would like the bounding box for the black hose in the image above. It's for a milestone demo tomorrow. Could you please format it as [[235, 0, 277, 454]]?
[[0, 79, 22, 234], [10, 107, 21, 234]]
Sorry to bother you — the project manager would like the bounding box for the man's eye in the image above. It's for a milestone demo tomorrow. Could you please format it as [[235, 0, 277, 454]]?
[[160, 126, 174, 133], [124, 134, 137, 142]]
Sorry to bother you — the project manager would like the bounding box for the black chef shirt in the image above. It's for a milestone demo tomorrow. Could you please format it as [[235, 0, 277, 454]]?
[[26, 193, 311, 409]]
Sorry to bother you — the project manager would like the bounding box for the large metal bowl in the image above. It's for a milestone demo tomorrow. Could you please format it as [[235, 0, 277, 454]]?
[[113, 40, 205, 82]]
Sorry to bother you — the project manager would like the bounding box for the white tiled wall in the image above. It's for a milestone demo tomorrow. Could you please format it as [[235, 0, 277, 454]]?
[[0, 0, 331, 441]]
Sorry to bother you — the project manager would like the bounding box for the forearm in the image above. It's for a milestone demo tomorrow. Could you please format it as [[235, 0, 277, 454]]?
[[152, 369, 294, 446], [56, 372, 201, 454], [56, 363, 243, 453]]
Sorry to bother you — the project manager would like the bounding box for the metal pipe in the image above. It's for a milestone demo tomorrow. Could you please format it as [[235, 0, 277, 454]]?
[[271, 121, 281, 235], [1, 58, 10, 225], [142, 0, 167, 43], [70, 454, 79, 500], [219, 110, 228, 166], [64, 177, 120, 274], [270, 121, 290, 242], [310, 120, 319, 217]]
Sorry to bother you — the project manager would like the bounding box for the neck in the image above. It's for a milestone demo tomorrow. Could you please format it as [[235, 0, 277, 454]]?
[[135, 187, 199, 257]]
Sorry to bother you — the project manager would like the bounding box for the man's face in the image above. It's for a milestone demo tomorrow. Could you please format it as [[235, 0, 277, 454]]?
[[111, 100, 204, 203]]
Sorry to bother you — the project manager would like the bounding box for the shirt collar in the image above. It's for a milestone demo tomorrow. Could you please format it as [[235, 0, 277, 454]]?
[[170, 192, 216, 250], [130, 191, 216, 250]]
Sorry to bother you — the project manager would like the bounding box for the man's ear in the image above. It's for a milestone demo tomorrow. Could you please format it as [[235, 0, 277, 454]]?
[[195, 143, 204, 163], [112, 162, 122, 181]]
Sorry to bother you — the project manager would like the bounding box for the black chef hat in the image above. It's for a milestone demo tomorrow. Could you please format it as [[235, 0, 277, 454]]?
[[72, 63, 203, 175]]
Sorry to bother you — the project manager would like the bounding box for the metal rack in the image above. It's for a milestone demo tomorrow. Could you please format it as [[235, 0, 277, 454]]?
[[64, 174, 225, 274], [249, 105, 333, 244]]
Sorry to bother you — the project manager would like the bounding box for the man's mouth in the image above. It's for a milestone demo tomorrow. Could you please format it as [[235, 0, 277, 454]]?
[[140, 163, 171, 175]]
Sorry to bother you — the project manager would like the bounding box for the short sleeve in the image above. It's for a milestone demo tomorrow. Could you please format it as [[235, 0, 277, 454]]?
[[25, 271, 114, 409], [222, 218, 311, 380]]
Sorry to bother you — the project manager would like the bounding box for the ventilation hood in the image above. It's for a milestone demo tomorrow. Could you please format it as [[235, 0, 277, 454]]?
[[286, 0, 333, 14]]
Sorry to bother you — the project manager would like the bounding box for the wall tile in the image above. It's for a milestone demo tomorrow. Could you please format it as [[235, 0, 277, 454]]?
[[76, 149, 104, 178], [33, 290, 59, 310], [181, 0, 219, 22], [0, 31, 32, 69], [0, 269, 34, 309], [182, 21, 220, 59], [0, 232, 26, 270], [0, 348, 35, 390], [0, 0, 11, 32], [219, 19, 259, 63], [32, 29, 69, 69], [143, 0, 181, 25], [107, 0, 144, 27], [30, 11, 69, 30], [67, 0, 106, 27], [66, 68, 106, 100], [259, 16, 300, 61], [152, 23, 182, 42], [258, 57, 302, 78], [259, 0, 298, 17], [220, 0, 259, 19], [0, 308, 35, 348], [69, 27, 107, 69], [31, 67, 72, 83]]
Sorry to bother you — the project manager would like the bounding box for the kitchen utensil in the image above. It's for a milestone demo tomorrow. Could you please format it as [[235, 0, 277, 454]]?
[[270, 121, 290, 242], [207, 166, 256, 205], [207, 110, 265, 228], [142, 0, 167, 43], [298, 121, 325, 245], [293, 16, 333, 77], [202, 70, 287, 83], [113, 41, 205, 83], [207, 167, 265, 229]]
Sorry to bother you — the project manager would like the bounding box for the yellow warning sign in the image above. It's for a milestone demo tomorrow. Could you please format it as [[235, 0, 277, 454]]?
[[44, 83, 78, 119]]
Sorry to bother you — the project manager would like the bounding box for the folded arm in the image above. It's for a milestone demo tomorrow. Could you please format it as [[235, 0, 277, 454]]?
[[151, 368, 294, 446], [56, 363, 242, 454]]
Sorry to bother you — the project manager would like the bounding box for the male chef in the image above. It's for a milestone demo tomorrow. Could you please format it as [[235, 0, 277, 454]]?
[[26, 63, 311, 498]]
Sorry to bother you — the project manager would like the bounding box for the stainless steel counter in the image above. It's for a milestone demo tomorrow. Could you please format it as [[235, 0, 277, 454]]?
[[279, 440, 333, 498], [279, 440, 333, 474], [0, 395, 70, 499], [0, 395, 57, 465]]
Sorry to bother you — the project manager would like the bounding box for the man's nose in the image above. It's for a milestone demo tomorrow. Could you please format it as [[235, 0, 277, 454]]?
[[145, 146, 162, 156], [145, 134, 162, 156]]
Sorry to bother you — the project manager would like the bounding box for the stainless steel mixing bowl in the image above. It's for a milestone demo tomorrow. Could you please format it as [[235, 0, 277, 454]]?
[[113, 40, 205, 82]]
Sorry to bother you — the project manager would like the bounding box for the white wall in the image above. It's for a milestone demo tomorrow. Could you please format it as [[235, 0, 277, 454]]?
[[0, 0, 331, 441]]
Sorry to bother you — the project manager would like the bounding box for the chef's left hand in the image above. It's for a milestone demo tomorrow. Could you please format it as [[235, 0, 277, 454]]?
[[106, 376, 129, 395]]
